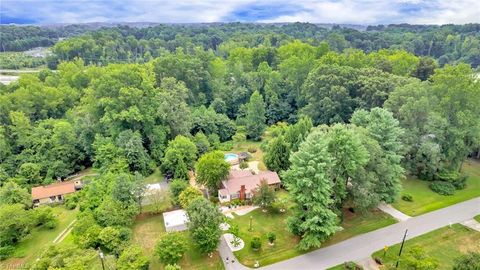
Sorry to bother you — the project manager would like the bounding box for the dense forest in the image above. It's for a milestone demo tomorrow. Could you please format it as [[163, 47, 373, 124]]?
[[0, 23, 479, 267], [1, 23, 480, 67]]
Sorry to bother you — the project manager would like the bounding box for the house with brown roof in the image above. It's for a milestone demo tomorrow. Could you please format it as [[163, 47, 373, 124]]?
[[31, 180, 83, 206], [218, 170, 281, 203]]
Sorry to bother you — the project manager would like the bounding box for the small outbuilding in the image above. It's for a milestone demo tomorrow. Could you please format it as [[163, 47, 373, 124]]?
[[163, 209, 189, 232]]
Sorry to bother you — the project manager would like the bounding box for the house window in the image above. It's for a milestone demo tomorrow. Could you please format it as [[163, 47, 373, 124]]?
[[57, 195, 63, 200], [50, 196, 56, 201], [231, 193, 239, 199]]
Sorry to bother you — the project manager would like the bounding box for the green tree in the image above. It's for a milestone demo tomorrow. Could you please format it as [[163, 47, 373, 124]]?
[[193, 132, 210, 156], [351, 108, 405, 203], [245, 91, 266, 140], [0, 181, 31, 208], [323, 124, 369, 209], [161, 135, 198, 180], [155, 232, 187, 265], [282, 129, 339, 250], [117, 245, 150, 270], [263, 135, 290, 172], [253, 179, 276, 209], [195, 151, 230, 192], [98, 226, 130, 256], [169, 179, 189, 205], [178, 186, 203, 209], [186, 197, 223, 255], [0, 204, 33, 246]]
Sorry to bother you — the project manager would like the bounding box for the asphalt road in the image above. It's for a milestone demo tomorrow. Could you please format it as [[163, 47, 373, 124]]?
[[220, 197, 480, 270], [263, 197, 480, 269]]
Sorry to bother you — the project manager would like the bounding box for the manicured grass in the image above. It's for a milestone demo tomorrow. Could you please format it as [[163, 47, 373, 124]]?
[[393, 159, 480, 216], [230, 207, 396, 267], [475, 215, 480, 223], [371, 224, 480, 269], [132, 213, 224, 270], [0, 206, 78, 269], [322, 209, 397, 247]]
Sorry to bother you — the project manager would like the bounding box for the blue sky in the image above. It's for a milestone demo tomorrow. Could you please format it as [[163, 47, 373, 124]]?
[[1, 0, 479, 25]]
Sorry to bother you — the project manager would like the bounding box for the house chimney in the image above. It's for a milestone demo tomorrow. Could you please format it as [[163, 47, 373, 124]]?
[[240, 185, 246, 200]]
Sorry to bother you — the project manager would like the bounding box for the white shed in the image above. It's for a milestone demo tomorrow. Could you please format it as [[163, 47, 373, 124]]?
[[163, 209, 189, 232]]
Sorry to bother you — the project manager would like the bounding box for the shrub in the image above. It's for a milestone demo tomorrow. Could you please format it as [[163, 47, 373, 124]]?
[[453, 175, 468, 190], [251, 237, 261, 250], [33, 206, 57, 228], [239, 161, 249, 169], [343, 261, 363, 270], [453, 252, 480, 270], [401, 194, 413, 202], [267, 232, 276, 244], [429, 181, 455, 195], [0, 245, 14, 260], [217, 141, 233, 151], [248, 147, 257, 153], [165, 264, 181, 270]]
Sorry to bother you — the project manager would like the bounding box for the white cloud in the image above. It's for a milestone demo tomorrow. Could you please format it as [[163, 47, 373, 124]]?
[[1, 0, 479, 24]]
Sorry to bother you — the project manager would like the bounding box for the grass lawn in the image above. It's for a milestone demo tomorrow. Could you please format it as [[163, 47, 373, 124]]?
[[475, 215, 480, 222], [393, 159, 480, 216], [230, 207, 396, 267], [0, 206, 78, 269], [226, 140, 267, 171], [371, 224, 480, 269], [132, 213, 224, 270], [144, 167, 164, 184]]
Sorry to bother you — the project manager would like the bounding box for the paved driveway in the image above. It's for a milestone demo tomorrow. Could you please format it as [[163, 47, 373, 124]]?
[[220, 197, 480, 270], [262, 197, 480, 270]]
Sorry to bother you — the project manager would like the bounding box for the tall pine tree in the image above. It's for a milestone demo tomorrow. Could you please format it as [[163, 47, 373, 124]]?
[[245, 91, 266, 140], [282, 129, 339, 251]]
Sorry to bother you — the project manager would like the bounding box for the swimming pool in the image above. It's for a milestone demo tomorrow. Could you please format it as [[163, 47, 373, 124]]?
[[224, 153, 239, 162]]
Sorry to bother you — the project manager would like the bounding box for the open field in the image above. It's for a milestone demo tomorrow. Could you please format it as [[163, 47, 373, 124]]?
[[0, 206, 78, 269], [371, 224, 480, 269], [230, 207, 396, 267], [132, 213, 224, 270], [393, 159, 480, 216]]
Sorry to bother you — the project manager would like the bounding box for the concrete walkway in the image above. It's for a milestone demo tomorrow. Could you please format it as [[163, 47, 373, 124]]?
[[219, 236, 249, 270], [356, 257, 379, 270], [461, 219, 480, 232], [52, 219, 77, 244], [378, 203, 411, 222], [220, 197, 480, 270]]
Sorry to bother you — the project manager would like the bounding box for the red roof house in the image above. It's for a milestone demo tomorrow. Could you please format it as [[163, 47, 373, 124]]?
[[218, 170, 281, 202]]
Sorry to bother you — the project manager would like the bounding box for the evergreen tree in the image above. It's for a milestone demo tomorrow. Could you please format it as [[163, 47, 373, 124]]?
[[245, 91, 266, 140], [282, 129, 339, 250], [351, 108, 405, 202], [264, 135, 290, 172]]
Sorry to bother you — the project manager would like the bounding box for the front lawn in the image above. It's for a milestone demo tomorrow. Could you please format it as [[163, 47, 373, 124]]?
[[132, 213, 224, 270], [230, 208, 396, 267], [393, 159, 480, 216], [371, 224, 480, 269], [475, 215, 480, 223], [0, 206, 78, 269]]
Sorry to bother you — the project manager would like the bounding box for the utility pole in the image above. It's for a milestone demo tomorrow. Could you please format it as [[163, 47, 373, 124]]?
[[98, 247, 105, 270], [395, 229, 408, 268]]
